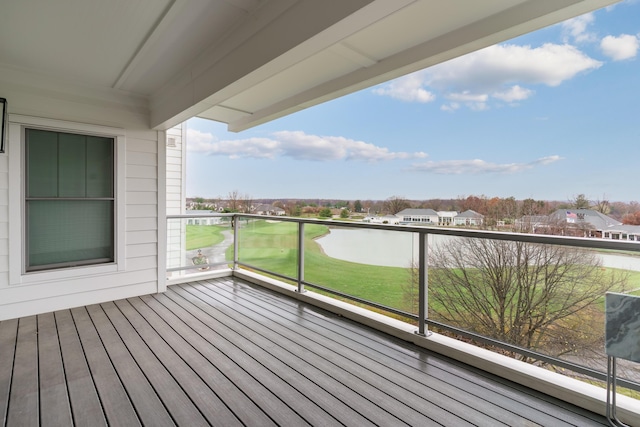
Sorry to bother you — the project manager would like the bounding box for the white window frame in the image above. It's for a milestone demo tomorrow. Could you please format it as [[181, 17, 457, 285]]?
[[9, 115, 126, 285]]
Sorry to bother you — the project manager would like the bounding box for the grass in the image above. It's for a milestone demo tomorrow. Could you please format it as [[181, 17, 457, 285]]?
[[227, 219, 640, 311], [229, 220, 410, 310], [186, 225, 227, 250]]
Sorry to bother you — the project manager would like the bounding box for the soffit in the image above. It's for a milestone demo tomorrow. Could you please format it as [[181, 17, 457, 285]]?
[[194, 0, 620, 132], [0, 0, 621, 130], [0, 0, 174, 89]]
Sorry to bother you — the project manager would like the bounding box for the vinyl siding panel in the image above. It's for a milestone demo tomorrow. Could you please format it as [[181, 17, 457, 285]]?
[[127, 243, 158, 258], [127, 218, 157, 232], [0, 155, 8, 287], [165, 124, 185, 272], [128, 178, 158, 192]]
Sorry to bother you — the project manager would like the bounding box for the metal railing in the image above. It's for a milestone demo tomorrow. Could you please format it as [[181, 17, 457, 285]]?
[[168, 212, 640, 392]]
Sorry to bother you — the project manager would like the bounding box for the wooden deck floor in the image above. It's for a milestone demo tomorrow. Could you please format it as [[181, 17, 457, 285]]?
[[0, 277, 609, 426]]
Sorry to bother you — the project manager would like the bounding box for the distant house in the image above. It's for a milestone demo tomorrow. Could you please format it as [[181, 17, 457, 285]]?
[[603, 225, 640, 242], [254, 204, 286, 216], [552, 209, 620, 229], [519, 209, 640, 241], [454, 210, 484, 226], [397, 208, 439, 224], [363, 215, 400, 225], [186, 210, 222, 225], [515, 215, 549, 233], [437, 211, 457, 226]]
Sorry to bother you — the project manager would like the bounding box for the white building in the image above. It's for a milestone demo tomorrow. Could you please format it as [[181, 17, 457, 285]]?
[[437, 211, 458, 226], [453, 210, 484, 226], [397, 208, 439, 224]]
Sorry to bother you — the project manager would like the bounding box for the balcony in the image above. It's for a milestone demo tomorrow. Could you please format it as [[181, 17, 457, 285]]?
[[0, 277, 620, 426], [2, 214, 639, 425]]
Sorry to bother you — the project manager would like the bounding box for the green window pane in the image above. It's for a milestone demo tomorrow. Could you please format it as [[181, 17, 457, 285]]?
[[58, 133, 87, 197], [26, 129, 58, 197], [25, 128, 116, 271], [27, 200, 114, 268], [86, 136, 114, 197]]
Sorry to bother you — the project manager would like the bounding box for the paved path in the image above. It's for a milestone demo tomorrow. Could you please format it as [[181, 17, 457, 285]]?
[[186, 229, 234, 269]]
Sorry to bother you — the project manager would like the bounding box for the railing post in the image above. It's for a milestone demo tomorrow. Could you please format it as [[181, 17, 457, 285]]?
[[233, 215, 239, 270], [416, 232, 429, 336], [297, 222, 305, 293]]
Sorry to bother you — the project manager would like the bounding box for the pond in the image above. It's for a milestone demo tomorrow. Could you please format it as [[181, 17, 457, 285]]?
[[316, 227, 640, 271]]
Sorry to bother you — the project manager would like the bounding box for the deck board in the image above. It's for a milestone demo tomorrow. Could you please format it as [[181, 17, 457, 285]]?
[[0, 319, 18, 424], [37, 312, 73, 426], [55, 310, 106, 426], [0, 277, 611, 426], [206, 277, 606, 426], [8, 316, 38, 427], [70, 306, 141, 426], [180, 282, 481, 426]]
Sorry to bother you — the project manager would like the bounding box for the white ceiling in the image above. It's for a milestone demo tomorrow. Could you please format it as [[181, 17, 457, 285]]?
[[0, 0, 620, 131]]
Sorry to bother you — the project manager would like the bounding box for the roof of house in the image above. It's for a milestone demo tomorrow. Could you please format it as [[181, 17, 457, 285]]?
[[397, 208, 438, 216], [254, 204, 284, 212], [456, 210, 484, 218], [549, 209, 621, 230], [604, 224, 640, 234], [1, 0, 619, 131]]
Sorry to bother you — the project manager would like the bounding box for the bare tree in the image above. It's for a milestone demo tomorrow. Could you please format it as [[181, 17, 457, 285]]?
[[424, 238, 627, 361], [592, 194, 611, 215], [226, 190, 253, 213], [384, 195, 411, 214], [240, 193, 253, 214], [521, 198, 548, 216], [227, 190, 241, 212]]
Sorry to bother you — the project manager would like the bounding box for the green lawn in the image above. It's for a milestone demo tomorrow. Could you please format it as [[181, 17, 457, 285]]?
[[230, 220, 410, 310], [186, 225, 227, 250]]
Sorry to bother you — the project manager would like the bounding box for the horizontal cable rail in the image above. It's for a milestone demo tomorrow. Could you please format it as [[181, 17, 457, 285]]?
[[168, 212, 640, 392]]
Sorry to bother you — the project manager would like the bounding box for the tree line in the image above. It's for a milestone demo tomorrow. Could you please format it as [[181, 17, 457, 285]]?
[[188, 192, 640, 225]]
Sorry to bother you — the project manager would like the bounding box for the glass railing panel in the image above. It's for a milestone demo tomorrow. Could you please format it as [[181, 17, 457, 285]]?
[[166, 215, 234, 279], [236, 217, 299, 279], [427, 236, 639, 385], [307, 224, 418, 314]]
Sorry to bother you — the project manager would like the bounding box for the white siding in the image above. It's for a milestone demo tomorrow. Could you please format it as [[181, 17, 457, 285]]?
[[0, 115, 163, 321], [0, 155, 8, 288], [165, 123, 187, 274]]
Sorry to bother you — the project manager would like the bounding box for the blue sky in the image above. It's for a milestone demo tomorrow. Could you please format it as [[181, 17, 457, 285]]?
[[187, 1, 640, 203]]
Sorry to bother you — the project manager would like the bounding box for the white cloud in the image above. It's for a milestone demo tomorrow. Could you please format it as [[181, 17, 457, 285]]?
[[492, 85, 534, 102], [186, 129, 279, 159], [187, 129, 427, 162], [374, 43, 601, 110], [561, 13, 596, 43], [372, 73, 436, 103], [428, 43, 602, 89], [440, 102, 460, 112], [600, 34, 639, 60], [410, 155, 562, 174], [446, 92, 488, 103]]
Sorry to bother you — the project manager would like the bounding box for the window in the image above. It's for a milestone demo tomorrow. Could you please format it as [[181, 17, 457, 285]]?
[[25, 128, 115, 271]]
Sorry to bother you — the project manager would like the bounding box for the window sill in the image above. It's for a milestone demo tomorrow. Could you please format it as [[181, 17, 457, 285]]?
[[11, 262, 122, 286]]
